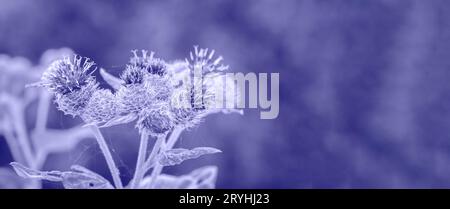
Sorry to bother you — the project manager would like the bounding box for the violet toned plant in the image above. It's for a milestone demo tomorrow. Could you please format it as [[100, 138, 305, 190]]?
[[10, 46, 242, 189]]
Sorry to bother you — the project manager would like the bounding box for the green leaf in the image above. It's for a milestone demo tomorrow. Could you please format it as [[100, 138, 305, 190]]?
[[158, 147, 222, 166]]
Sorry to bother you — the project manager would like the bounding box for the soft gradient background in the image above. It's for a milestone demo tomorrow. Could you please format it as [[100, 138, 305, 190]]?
[[2, 0, 450, 188]]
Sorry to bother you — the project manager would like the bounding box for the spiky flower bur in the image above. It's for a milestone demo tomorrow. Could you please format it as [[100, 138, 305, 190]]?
[[170, 77, 212, 128], [116, 84, 156, 114], [129, 50, 167, 76], [117, 50, 172, 115], [81, 89, 120, 124], [41, 55, 97, 95], [120, 64, 146, 85], [54, 80, 98, 117], [136, 103, 174, 136], [186, 46, 229, 74], [40, 55, 98, 117], [143, 73, 173, 101], [169, 46, 234, 128]]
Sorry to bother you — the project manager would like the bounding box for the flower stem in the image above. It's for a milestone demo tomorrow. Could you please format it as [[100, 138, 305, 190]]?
[[148, 162, 164, 189], [147, 127, 184, 188], [89, 125, 123, 189], [130, 132, 149, 188], [166, 126, 184, 149], [140, 134, 164, 188], [10, 102, 34, 167]]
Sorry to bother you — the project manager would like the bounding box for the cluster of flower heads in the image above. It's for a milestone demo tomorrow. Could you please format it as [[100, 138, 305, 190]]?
[[38, 46, 236, 137]]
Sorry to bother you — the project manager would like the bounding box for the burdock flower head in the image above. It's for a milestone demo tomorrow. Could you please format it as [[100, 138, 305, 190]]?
[[120, 50, 167, 85], [39, 55, 99, 117], [117, 50, 172, 114], [81, 89, 120, 124], [116, 50, 174, 136], [136, 103, 173, 136], [169, 46, 236, 129]]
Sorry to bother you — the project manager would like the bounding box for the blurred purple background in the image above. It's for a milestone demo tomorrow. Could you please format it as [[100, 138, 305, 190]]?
[[2, 0, 450, 188]]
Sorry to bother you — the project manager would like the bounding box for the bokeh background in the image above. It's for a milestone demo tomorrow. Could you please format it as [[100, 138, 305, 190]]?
[[2, 0, 450, 188]]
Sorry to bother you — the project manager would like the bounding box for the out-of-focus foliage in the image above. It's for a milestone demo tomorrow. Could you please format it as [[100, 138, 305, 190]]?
[[0, 48, 93, 188], [0, 167, 29, 189]]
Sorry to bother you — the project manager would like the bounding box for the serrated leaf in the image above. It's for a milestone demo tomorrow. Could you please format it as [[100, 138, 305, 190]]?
[[99, 113, 137, 128], [100, 68, 123, 90], [61, 165, 113, 189], [10, 162, 62, 182], [158, 147, 222, 166]]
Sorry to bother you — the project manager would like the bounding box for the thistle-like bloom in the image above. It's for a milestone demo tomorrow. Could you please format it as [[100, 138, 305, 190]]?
[[40, 55, 98, 117], [41, 55, 97, 95], [117, 50, 172, 115], [116, 50, 175, 136], [169, 73, 212, 128], [169, 46, 235, 128], [185, 46, 229, 74], [81, 89, 119, 124], [120, 64, 146, 85], [35, 47, 238, 136], [136, 103, 174, 136], [116, 83, 156, 114], [128, 50, 167, 77]]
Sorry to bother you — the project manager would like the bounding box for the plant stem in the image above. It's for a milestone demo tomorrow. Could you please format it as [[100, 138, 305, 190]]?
[[10, 101, 34, 167], [166, 126, 184, 149], [148, 162, 164, 189], [35, 91, 50, 132], [141, 134, 164, 188], [130, 132, 149, 188], [147, 127, 184, 188], [2, 123, 26, 165], [89, 125, 123, 189]]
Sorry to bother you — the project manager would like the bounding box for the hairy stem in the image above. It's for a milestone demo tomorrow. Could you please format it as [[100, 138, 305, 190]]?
[[141, 134, 165, 188], [130, 132, 149, 188], [89, 125, 123, 189], [147, 127, 184, 188]]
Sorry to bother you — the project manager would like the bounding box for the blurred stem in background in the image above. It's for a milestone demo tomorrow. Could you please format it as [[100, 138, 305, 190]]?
[[89, 125, 124, 189], [1, 92, 40, 188]]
